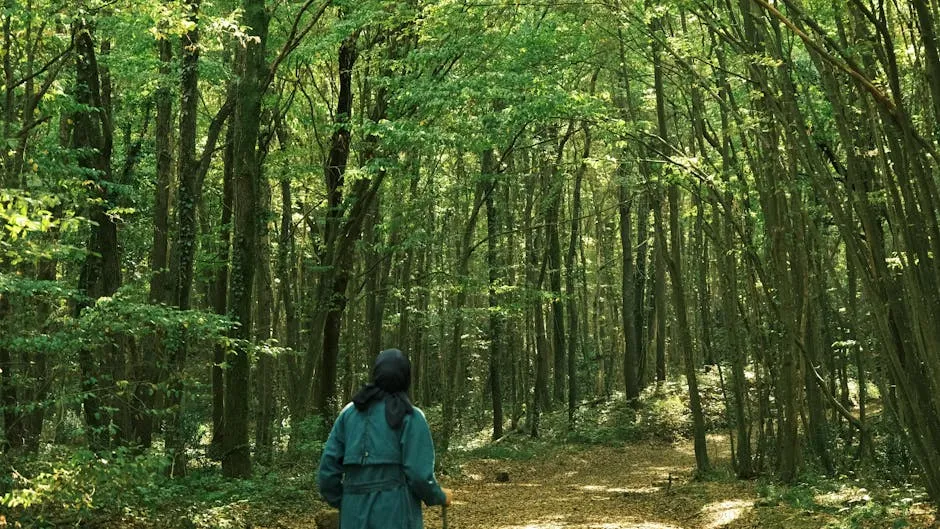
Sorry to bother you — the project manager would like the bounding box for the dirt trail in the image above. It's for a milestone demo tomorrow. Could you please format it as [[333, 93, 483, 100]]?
[[271, 437, 936, 529], [423, 437, 757, 529]]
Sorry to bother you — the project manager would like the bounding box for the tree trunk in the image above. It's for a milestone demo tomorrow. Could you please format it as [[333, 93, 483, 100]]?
[[666, 185, 709, 474], [633, 194, 649, 388], [139, 21, 173, 448], [223, 0, 267, 479], [311, 34, 358, 418], [165, 0, 201, 475], [484, 149, 504, 439], [72, 17, 119, 453], [547, 128, 570, 404], [695, 196, 713, 365], [652, 198, 667, 384], [254, 172, 276, 464], [566, 127, 589, 423], [619, 180, 639, 400], [209, 124, 234, 457], [441, 177, 485, 450], [719, 210, 753, 478], [651, 22, 708, 471]]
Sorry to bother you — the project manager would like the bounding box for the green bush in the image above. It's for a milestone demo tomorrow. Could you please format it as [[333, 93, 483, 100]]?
[[285, 415, 328, 467], [462, 439, 545, 461], [1, 442, 326, 528], [1, 447, 169, 526], [640, 392, 691, 442]]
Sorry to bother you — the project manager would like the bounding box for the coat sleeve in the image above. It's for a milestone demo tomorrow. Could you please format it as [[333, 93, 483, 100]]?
[[401, 409, 447, 506], [317, 407, 348, 508]]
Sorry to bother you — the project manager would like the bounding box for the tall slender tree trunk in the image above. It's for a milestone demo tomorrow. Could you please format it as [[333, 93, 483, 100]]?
[[694, 196, 713, 365], [566, 127, 589, 422], [166, 0, 201, 475], [665, 186, 709, 474], [484, 149, 504, 439], [139, 21, 174, 448], [311, 34, 358, 418], [442, 178, 485, 450], [254, 174, 276, 464], [802, 221, 833, 473], [547, 127, 571, 404], [72, 17, 119, 453], [531, 292, 550, 437], [505, 171, 523, 429], [652, 198, 667, 383], [619, 181, 639, 400], [719, 209, 753, 477], [209, 125, 234, 456], [651, 22, 708, 472], [223, 0, 267, 479], [633, 194, 649, 388]]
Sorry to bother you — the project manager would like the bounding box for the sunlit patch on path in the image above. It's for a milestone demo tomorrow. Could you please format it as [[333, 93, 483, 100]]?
[[496, 520, 684, 529], [699, 500, 752, 528]]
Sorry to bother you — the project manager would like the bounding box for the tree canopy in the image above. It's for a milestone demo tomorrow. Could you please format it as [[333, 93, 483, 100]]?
[[2, 0, 940, 524]]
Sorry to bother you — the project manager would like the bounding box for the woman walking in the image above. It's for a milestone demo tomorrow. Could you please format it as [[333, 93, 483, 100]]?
[[318, 348, 454, 528]]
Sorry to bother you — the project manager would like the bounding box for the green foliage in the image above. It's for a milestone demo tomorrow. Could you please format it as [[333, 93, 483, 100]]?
[[755, 473, 927, 529], [0, 446, 324, 528], [0, 286, 233, 360], [1, 0, 939, 524], [459, 435, 549, 462], [1, 447, 169, 526], [0, 190, 87, 265], [641, 392, 692, 442], [567, 398, 641, 444], [285, 416, 328, 467], [548, 371, 731, 445]]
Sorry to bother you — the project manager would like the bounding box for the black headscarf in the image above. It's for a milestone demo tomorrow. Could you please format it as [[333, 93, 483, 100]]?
[[352, 349, 414, 429]]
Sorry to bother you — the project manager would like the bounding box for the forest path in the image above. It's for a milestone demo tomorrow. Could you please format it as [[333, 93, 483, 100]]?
[[270, 435, 934, 529], [422, 436, 759, 529]]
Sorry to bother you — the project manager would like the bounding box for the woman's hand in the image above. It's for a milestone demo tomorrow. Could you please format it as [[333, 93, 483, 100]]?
[[442, 488, 454, 506]]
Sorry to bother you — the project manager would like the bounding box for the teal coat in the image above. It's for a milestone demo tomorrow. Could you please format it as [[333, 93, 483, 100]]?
[[317, 401, 447, 529]]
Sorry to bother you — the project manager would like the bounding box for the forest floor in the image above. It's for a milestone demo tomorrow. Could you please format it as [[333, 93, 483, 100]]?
[[266, 435, 936, 529]]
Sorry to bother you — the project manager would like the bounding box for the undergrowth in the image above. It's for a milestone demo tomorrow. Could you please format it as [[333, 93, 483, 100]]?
[[755, 472, 931, 528], [1, 419, 328, 529]]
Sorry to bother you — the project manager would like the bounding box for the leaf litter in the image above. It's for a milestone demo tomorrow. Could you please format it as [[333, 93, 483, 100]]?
[[270, 436, 936, 529]]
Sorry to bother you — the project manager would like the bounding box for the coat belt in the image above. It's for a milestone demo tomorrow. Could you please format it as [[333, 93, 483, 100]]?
[[344, 476, 405, 495]]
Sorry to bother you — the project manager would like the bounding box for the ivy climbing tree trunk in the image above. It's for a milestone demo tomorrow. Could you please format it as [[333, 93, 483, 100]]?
[[209, 125, 234, 457], [223, 0, 267, 479], [165, 0, 201, 476], [254, 173, 276, 465]]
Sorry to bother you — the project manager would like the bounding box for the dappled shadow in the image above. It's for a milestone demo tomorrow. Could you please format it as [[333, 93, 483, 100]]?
[[495, 519, 685, 529], [268, 437, 935, 529]]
